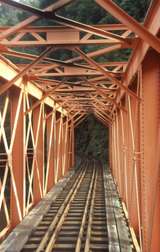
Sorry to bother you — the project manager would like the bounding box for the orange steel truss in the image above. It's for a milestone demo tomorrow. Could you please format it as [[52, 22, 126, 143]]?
[[0, 0, 159, 251]]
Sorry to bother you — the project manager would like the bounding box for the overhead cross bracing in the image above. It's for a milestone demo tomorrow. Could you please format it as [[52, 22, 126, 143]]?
[[0, 0, 160, 251], [0, 0, 159, 127]]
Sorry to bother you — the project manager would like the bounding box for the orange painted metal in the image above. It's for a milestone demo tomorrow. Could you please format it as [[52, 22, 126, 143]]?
[[10, 88, 24, 227], [33, 104, 44, 204], [140, 51, 160, 252], [0, 1, 159, 250], [46, 110, 55, 192], [95, 0, 160, 53], [56, 117, 61, 181]]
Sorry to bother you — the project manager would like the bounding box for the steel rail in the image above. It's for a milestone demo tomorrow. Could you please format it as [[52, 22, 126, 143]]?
[[19, 160, 134, 252], [45, 164, 96, 252], [36, 165, 87, 252], [84, 161, 97, 252], [75, 161, 96, 252]]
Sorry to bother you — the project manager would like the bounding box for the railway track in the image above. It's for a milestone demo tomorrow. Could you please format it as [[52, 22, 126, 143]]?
[[21, 160, 133, 252]]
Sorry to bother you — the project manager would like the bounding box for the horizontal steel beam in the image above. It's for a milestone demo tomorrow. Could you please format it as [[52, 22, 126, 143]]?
[[0, 40, 123, 47], [0, 0, 130, 43], [0, 24, 129, 32], [0, 0, 74, 41]]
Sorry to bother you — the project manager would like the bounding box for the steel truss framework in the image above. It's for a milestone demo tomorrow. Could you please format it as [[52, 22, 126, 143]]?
[[0, 0, 159, 251]]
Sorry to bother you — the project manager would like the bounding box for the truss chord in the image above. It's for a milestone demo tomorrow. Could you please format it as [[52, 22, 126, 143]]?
[[0, 1, 159, 250], [0, 46, 54, 96], [74, 47, 140, 100]]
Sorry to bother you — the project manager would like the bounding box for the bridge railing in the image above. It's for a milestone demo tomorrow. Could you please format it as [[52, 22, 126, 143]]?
[[110, 51, 160, 252]]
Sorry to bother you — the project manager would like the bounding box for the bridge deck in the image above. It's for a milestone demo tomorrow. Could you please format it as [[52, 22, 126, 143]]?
[[0, 160, 134, 252]]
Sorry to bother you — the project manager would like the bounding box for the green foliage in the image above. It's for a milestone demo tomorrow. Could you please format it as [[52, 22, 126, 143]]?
[[0, 0, 151, 162], [75, 115, 109, 162], [115, 0, 151, 22], [0, 0, 151, 27], [58, 0, 107, 24], [0, 0, 37, 25], [40, 0, 151, 23]]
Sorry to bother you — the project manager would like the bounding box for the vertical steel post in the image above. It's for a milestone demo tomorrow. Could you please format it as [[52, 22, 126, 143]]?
[[10, 88, 24, 227], [33, 103, 44, 204], [71, 120, 75, 167], [46, 110, 55, 192], [140, 51, 160, 252]]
